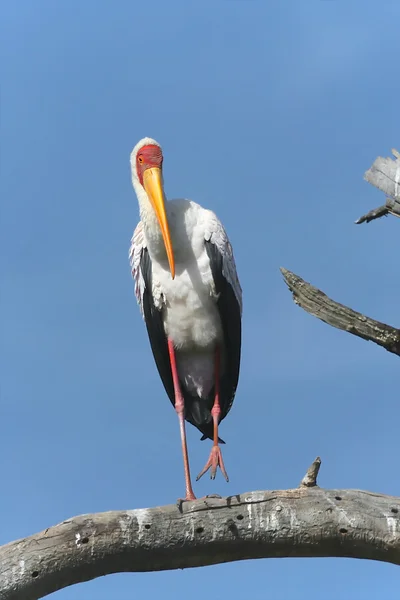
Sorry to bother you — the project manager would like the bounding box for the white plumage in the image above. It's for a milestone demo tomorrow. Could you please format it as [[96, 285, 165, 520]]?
[[128, 137, 242, 497], [129, 141, 241, 398]]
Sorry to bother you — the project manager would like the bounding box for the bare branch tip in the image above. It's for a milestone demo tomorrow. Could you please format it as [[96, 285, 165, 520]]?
[[280, 266, 290, 279], [280, 267, 299, 289], [300, 456, 322, 488]]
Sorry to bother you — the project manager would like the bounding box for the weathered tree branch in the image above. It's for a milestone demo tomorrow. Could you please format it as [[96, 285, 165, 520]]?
[[1, 458, 399, 600], [281, 268, 400, 356], [356, 148, 400, 224]]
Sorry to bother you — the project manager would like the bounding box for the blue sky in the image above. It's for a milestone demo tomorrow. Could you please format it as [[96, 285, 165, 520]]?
[[1, 1, 399, 598]]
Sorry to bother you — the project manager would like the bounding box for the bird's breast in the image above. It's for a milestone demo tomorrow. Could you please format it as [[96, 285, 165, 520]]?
[[144, 198, 223, 349], [153, 262, 222, 350]]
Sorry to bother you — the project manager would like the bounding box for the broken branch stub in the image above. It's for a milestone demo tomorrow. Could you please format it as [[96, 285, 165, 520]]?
[[300, 456, 322, 488]]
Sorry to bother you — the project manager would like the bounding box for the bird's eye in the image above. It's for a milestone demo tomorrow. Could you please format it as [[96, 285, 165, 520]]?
[[138, 155, 143, 164]]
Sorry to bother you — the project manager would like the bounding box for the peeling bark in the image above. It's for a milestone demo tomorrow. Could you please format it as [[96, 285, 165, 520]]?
[[281, 268, 400, 356]]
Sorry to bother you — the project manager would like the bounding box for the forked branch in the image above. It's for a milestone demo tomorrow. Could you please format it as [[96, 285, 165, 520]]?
[[281, 268, 400, 356]]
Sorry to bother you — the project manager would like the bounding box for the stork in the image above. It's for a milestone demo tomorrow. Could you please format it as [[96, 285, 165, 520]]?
[[129, 138, 242, 501]]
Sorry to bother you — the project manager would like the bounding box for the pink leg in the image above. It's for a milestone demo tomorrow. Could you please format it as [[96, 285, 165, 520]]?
[[168, 339, 197, 501], [196, 346, 229, 482]]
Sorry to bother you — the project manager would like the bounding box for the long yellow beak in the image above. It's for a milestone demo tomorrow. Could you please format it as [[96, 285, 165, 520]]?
[[143, 167, 175, 279]]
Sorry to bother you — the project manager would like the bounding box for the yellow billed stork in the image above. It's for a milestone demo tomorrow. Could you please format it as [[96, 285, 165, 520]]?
[[129, 138, 242, 501]]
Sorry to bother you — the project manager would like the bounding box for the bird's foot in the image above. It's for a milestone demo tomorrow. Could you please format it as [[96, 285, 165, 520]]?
[[196, 445, 229, 482], [176, 490, 197, 509], [176, 493, 223, 511]]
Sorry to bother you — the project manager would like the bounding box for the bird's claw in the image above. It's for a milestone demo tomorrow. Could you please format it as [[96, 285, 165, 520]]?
[[176, 491, 197, 510], [196, 445, 229, 482], [176, 493, 223, 511]]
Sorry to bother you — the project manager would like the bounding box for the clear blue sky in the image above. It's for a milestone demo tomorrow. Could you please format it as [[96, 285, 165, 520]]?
[[1, 1, 399, 598]]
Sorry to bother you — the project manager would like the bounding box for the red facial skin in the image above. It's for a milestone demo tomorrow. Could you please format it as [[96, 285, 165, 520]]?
[[136, 145, 163, 186]]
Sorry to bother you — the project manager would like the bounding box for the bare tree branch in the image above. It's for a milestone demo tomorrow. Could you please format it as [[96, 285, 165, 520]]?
[[1, 457, 400, 600], [281, 268, 400, 356], [356, 148, 400, 224], [355, 205, 389, 224]]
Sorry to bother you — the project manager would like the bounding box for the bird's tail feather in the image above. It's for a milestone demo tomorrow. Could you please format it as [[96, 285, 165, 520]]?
[[200, 432, 226, 444]]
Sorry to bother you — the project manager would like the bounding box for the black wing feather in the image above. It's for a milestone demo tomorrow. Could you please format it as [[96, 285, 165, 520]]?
[[205, 240, 242, 422], [140, 248, 175, 408]]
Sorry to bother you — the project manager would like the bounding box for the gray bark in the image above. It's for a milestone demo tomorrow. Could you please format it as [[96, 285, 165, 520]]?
[[1, 460, 400, 600], [356, 148, 400, 223], [281, 268, 400, 356]]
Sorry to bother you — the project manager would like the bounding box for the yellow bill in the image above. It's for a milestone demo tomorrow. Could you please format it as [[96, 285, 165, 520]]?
[[143, 167, 175, 279]]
